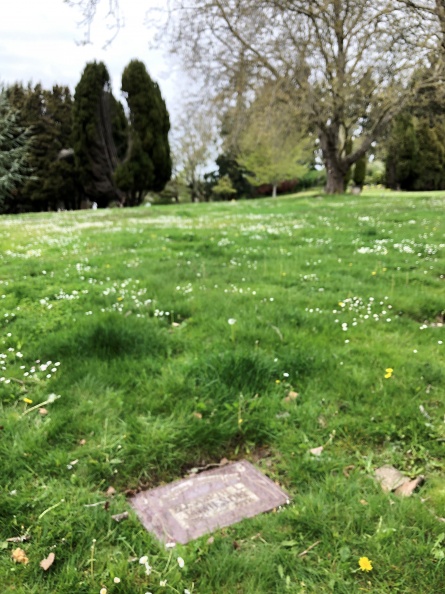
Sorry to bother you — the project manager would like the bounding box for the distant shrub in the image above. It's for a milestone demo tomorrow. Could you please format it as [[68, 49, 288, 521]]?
[[293, 169, 327, 192]]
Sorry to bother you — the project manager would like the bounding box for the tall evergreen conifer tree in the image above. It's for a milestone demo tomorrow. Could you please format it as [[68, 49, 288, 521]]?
[[115, 60, 171, 205], [73, 61, 126, 207], [6, 83, 78, 211], [0, 92, 32, 211]]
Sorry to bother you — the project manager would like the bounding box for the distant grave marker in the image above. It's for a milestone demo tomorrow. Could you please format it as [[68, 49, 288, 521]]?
[[130, 460, 289, 544]]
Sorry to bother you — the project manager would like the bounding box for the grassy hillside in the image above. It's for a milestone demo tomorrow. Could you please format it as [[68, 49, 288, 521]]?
[[0, 190, 444, 593]]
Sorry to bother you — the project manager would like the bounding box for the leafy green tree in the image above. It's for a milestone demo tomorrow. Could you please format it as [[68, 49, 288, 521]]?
[[115, 59, 171, 205], [386, 114, 419, 190], [215, 154, 252, 199], [0, 92, 32, 211], [413, 121, 445, 190], [211, 174, 237, 201], [384, 62, 445, 191], [237, 87, 311, 197], [365, 159, 385, 186], [73, 61, 125, 207], [386, 112, 419, 190]]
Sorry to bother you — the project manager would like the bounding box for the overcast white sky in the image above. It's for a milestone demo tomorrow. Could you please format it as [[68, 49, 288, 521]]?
[[0, 0, 186, 119]]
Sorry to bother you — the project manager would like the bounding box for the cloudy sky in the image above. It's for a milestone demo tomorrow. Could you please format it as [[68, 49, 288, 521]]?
[[0, 0, 186, 119]]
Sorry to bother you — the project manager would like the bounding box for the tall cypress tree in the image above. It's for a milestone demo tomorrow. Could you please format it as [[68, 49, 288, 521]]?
[[115, 60, 171, 205], [72, 61, 126, 207]]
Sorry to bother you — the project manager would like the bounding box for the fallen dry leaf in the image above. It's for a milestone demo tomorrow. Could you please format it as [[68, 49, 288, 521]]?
[[7, 535, 31, 543], [394, 476, 425, 497], [309, 446, 324, 457], [375, 465, 408, 492], [40, 552, 55, 571], [192, 412, 202, 419], [298, 540, 321, 558], [106, 486, 116, 497], [375, 465, 425, 497], [343, 465, 355, 478], [39, 408, 48, 416], [79, 439, 86, 446], [207, 536, 215, 545], [12, 548, 29, 564], [360, 499, 369, 506], [112, 511, 129, 522], [317, 415, 327, 428], [219, 457, 229, 466], [284, 391, 299, 403]]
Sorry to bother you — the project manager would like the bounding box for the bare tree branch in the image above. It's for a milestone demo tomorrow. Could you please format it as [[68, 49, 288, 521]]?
[[65, 0, 445, 192]]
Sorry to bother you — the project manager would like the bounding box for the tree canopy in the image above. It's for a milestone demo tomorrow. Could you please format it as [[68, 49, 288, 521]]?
[[172, 105, 214, 201], [67, 1, 445, 194]]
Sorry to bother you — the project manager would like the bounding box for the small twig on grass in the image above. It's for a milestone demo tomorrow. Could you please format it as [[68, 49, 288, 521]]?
[[84, 501, 107, 508], [10, 377, 25, 385], [7, 534, 31, 543], [270, 324, 284, 341], [188, 458, 230, 475], [21, 393, 61, 417], [298, 540, 321, 558], [11, 377, 40, 386], [112, 512, 129, 522], [38, 499, 65, 520], [90, 539, 96, 579]]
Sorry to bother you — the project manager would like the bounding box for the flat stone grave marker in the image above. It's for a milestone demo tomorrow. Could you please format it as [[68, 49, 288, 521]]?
[[130, 460, 289, 544]]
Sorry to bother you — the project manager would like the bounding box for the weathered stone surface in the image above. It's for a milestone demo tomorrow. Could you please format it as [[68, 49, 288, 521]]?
[[130, 460, 289, 544]]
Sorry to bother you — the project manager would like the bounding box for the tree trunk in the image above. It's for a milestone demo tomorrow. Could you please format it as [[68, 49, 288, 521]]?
[[319, 128, 347, 194], [325, 164, 346, 194], [272, 183, 277, 198]]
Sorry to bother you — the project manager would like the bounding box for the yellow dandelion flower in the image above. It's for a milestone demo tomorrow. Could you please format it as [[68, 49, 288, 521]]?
[[372, 271, 377, 276], [23, 398, 33, 404], [385, 368, 393, 373], [358, 557, 373, 572], [384, 373, 392, 379], [275, 379, 281, 384]]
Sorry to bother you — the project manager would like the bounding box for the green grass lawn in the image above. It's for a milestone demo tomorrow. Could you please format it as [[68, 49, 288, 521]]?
[[0, 190, 444, 593]]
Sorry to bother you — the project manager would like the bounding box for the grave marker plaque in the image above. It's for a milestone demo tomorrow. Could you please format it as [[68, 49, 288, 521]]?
[[130, 460, 289, 544]]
